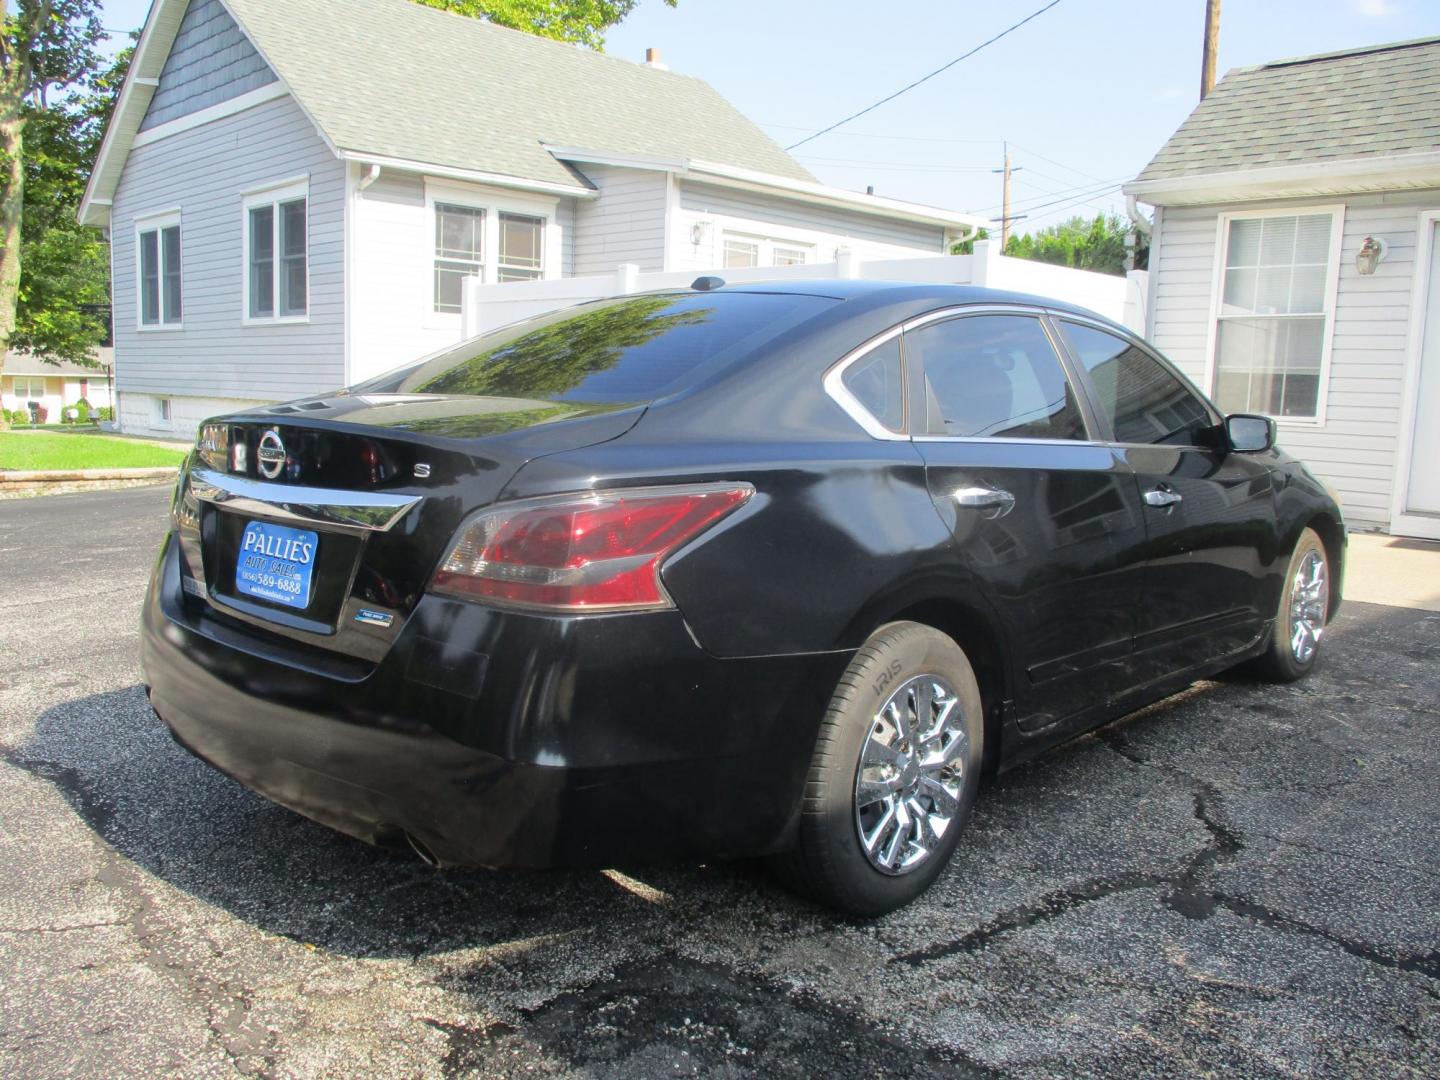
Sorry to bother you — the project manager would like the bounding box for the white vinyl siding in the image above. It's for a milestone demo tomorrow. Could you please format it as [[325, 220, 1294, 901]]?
[[109, 93, 344, 409], [672, 180, 946, 273], [348, 168, 571, 383], [571, 164, 669, 275], [1146, 190, 1440, 529]]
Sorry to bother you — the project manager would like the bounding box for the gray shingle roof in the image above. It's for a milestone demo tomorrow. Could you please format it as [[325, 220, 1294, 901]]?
[[223, 0, 815, 187], [1136, 36, 1440, 182]]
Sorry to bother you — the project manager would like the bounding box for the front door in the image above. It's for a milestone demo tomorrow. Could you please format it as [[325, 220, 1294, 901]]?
[[1395, 215, 1440, 540], [1052, 319, 1280, 687], [906, 311, 1150, 731]]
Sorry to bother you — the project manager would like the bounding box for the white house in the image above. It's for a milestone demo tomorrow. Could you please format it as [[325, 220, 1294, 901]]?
[[79, 0, 986, 439], [1125, 37, 1440, 539], [2, 352, 115, 421]]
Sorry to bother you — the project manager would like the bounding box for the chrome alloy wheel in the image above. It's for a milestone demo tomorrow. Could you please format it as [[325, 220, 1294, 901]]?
[[1290, 549, 1329, 664], [854, 674, 968, 875]]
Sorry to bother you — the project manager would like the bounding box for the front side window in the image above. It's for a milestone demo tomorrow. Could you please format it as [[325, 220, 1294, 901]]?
[[1059, 321, 1214, 446], [245, 185, 308, 321], [1214, 212, 1334, 419], [908, 314, 1086, 440], [774, 246, 809, 267], [498, 212, 544, 282], [137, 217, 182, 326], [721, 232, 811, 268], [435, 203, 485, 312]]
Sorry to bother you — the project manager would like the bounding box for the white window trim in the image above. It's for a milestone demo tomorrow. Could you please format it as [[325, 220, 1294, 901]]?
[[1389, 207, 1440, 540], [134, 208, 183, 332], [10, 376, 49, 402], [241, 177, 310, 326], [720, 230, 815, 268], [1203, 204, 1345, 427], [422, 179, 560, 326]]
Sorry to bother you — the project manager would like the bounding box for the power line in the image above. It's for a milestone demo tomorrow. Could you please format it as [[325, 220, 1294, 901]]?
[[783, 0, 1066, 151]]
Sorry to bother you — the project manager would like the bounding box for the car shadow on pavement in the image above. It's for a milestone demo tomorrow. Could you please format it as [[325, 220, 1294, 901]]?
[[6, 681, 842, 961]]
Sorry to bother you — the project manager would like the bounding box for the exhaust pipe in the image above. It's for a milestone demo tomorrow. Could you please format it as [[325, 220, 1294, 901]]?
[[405, 832, 442, 868]]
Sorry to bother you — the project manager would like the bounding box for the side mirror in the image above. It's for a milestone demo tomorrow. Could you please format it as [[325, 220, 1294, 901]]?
[[1226, 413, 1276, 453]]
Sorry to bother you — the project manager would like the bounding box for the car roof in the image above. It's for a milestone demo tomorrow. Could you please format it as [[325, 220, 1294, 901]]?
[[711, 278, 1125, 329]]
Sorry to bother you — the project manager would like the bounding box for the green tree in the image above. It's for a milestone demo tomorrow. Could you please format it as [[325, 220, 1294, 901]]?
[[950, 226, 988, 256], [411, 0, 675, 49], [1002, 214, 1146, 277], [9, 47, 123, 364], [1, 0, 106, 426]]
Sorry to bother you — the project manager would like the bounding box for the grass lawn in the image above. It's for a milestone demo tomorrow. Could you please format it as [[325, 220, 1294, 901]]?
[[0, 431, 188, 471]]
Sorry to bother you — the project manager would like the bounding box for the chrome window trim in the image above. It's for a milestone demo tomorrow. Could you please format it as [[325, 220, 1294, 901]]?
[[821, 324, 909, 442], [188, 468, 422, 533]]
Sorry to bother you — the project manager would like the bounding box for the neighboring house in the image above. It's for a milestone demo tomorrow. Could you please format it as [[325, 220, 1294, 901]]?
[[2, 352, 116, 420], [79, 0, 983, 439], [1125, 36, 1440, 539]]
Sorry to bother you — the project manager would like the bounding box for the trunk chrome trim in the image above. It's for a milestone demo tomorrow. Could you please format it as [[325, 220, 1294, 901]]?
[[188, 469, 422, 533]]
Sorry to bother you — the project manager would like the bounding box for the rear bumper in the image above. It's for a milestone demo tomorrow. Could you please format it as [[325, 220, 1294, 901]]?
[[142, 534, 850, 868]]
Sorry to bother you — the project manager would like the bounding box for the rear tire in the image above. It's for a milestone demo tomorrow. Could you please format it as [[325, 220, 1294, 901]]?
[[1254, 527, 1330, 682], [771, 621, 984, 917]]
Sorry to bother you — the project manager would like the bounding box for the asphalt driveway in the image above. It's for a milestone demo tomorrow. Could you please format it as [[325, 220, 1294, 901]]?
[[1, 486, 1436, 1078]]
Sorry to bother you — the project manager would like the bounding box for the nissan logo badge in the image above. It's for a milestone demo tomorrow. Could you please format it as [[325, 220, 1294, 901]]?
[[257, 429, 286, 480]]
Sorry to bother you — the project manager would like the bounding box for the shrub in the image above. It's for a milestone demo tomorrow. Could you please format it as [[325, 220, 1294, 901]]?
[[33, 404, 48, 424], [75, 397, 92, 422], [96, 406, 113, 422]]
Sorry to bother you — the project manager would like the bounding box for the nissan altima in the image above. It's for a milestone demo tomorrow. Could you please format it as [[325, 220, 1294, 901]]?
[[142, 280, 1343, 915]]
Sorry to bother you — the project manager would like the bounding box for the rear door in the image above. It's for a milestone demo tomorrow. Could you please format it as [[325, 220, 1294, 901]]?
[[1052, 318, 1279, 686], [906, 310, 1149, 731]]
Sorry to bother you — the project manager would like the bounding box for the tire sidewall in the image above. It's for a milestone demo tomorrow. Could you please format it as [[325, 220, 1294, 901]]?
[[809, 623, 984, 916]]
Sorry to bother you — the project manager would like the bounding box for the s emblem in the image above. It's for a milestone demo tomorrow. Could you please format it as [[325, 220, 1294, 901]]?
[[257, 429, 286, 480]]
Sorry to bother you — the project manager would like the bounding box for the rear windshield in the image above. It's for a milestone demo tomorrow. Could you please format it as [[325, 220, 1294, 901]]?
[[353, 292, 837, 405]]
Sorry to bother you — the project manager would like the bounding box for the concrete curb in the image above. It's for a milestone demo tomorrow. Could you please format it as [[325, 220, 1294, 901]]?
[[0, 466, 179, 483]]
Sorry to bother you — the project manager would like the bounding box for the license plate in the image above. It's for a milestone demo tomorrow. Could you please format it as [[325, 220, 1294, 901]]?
[[235, 521, 318, 610]]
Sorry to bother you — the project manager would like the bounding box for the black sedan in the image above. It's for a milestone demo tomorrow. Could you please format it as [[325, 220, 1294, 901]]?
[[142, 280, 1343, 915]]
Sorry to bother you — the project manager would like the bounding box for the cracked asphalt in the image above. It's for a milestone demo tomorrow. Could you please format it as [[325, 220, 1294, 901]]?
[[2, 485, 1437, 1078]]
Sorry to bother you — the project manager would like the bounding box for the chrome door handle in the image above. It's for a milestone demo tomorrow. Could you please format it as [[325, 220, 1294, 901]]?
[[1144, 488, 1183, 508], [953, 485, 1016, 518]]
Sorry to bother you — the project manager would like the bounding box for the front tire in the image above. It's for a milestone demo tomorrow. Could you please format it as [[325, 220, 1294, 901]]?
[[1254, 527, 1331, 682], [771, 621, 984, 917]]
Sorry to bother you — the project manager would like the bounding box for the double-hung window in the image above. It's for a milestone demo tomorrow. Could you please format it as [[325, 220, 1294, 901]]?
[[11, 376, 45, 402], [432, 203, 548, 312], [1212, 210, 1339, 421], [244, 180, 308, 322], [721, 232, 812, 269], [498, 213, 544, 282], [136, 212, 182, 328], [434, 203, 485, 313]]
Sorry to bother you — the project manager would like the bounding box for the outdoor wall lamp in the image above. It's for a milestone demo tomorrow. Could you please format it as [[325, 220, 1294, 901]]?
[[690, 220, 713, 246], [1356, 235, 1387, 275]]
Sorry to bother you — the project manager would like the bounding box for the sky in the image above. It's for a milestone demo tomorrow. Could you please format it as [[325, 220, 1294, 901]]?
[[95, 0, 1440, 233]]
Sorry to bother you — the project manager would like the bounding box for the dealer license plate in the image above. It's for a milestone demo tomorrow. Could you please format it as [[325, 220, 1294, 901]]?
[[235, 521, 318, 610]]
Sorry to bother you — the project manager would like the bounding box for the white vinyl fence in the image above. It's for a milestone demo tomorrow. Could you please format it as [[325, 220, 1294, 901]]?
[[461, 239, 1148, 340]]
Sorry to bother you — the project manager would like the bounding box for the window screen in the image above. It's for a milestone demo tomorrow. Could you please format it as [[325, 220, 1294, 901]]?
[[908, 315, 1086, 440], [1057, 321, 1214, 446], [498, 213, 544, 282]]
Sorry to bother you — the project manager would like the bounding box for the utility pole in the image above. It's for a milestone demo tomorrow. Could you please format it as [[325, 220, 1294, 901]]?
[[1200, 0, 1221, 99], [992, 142, 1024, 249]]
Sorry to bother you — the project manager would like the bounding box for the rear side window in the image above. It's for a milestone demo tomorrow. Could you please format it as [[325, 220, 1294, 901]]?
[[1056, 321, 1215, 446], [840, 337, 905, 432], [907, 314, 1086, 440], [359, 292, 836, 404]]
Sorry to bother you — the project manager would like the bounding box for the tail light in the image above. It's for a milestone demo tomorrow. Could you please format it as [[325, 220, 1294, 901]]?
[[430, 483, 754, 612]]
